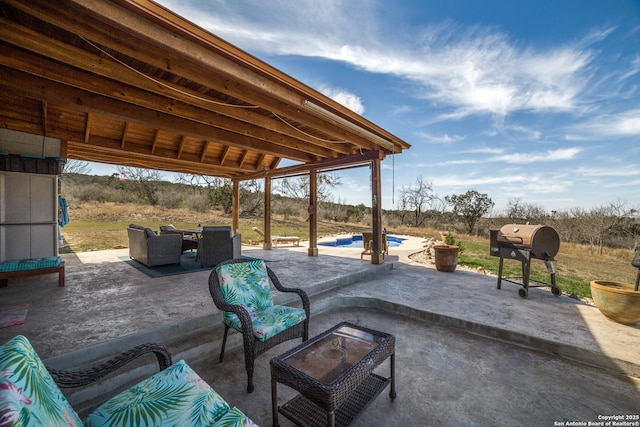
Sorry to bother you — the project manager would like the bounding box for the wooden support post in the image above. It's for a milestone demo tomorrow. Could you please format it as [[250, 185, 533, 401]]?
[[308, 169, 318, 256], [263, 176, 272, 249], [371, 158, 383, 264]]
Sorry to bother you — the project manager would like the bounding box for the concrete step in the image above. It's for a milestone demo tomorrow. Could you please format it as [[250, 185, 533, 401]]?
[[43, 261, 394, 414]]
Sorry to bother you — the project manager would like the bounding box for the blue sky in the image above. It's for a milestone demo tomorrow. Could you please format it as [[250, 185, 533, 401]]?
[[91, 0, 640, 213]]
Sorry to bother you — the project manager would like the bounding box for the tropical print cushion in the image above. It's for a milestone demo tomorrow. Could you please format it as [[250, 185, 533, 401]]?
[[84, 360, 231, 427], [224, 305, 307, 342], [0, 335, 83, 427], [212, 406, 257, 427], [216, 260, 274, 324]]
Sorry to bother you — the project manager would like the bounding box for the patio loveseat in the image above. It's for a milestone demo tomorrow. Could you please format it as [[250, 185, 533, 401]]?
[[127, 224, 182, 267], [0, 335, 257, 426]]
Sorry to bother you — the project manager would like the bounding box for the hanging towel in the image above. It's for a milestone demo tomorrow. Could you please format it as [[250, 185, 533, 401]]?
[[58, 195, 69, 227]]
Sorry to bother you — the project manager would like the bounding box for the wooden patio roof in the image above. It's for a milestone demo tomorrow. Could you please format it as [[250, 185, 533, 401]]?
[[0, 0, 410, 180]]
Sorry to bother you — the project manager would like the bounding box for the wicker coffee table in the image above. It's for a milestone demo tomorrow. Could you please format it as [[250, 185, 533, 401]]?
[[270, 322, 396, 427]]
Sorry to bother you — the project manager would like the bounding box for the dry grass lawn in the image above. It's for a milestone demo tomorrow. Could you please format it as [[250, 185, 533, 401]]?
[[60, 202, 638, 299]]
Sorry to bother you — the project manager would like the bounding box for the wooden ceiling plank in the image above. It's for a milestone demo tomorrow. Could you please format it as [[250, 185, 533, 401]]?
[[0, 66, 317, 163], [0, 36, 338, 160]]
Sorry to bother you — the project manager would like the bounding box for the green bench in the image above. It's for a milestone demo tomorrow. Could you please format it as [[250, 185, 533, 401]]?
[[0, 256, 65, 287]]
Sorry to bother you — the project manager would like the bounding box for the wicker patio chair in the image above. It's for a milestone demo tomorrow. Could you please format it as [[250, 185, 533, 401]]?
[[209, 257, 310, 393], [198, 226, 242, 267]]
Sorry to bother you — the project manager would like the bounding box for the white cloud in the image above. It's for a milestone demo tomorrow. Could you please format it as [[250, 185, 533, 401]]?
[[443, 159, 481, 165], [416, 132, 465, 144], [459, 147, 504, 154], [505, 125, 542, 140], [444, 147, 582, 165], [576, 165, 640, 177], [160, 0, 596, 121], [494, 147, 582, 163], [568, 109, 640, 139], [393, 105, 413, 115], [620, 55, 640, 81], [316, 85, 365, 114]]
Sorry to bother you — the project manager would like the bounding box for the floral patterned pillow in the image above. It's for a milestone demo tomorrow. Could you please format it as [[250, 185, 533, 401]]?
[[0, 335, 83, 427]]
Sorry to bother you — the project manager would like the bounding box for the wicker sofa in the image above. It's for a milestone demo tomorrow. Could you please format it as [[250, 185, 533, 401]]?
[[0, 335, 257, 426], [127, 224, 182, 267]]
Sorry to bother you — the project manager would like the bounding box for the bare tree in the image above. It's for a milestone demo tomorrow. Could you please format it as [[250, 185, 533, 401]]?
[[399, 176, 438, 227], [174, 173, 206, 196], [587, 200, 634, 255], [505, 198, 548, 224], [240, 180, 263, 217], [117, 166, 164, 205], [276, 173, 341, 202], [62, 160, 92, 175]]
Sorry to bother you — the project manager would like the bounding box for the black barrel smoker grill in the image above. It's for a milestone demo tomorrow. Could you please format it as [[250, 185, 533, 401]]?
[[490, 224, 561, 298]]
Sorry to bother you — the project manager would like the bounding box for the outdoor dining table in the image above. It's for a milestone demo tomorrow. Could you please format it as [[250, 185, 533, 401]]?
[[172, 227, 203, 238]]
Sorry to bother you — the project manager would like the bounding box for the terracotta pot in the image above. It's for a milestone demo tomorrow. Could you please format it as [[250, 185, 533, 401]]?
[[590, 280, 640, 325], [433, 245, 459, 272]]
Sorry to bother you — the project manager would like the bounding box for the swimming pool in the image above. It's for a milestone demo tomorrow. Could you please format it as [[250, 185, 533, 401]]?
[[318, 235, 406, 248]]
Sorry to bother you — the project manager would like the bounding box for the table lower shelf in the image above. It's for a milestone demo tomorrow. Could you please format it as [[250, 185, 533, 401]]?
[[279, 373, 390, 427]]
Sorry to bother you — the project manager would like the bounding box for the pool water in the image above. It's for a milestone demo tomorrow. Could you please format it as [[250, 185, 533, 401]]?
[[318, 235, 406, 248]]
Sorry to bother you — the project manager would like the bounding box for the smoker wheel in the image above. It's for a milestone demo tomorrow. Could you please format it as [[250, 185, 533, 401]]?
[[518, 288, 528, 298], [551, 287, 561, 296]]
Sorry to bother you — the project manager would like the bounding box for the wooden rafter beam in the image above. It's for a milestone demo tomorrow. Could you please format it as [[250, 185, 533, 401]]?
[[0, 66, 319, 163], [219, 146, 231, 166], [256, 153, 266, 170], [121, 122, 130, 149], [238, 150, 249, 169], [176, 135, 186, 159], [241, 149, 385, 180], [150, 129, 160, 154], [0, 40, 334, 161], [84, 113, 92, 143], [199, 141, 211, 162], [66, 135, 256, 175]]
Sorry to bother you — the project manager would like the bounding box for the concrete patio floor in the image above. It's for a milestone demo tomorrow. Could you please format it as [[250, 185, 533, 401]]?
[[1, 236, 639, 426]]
